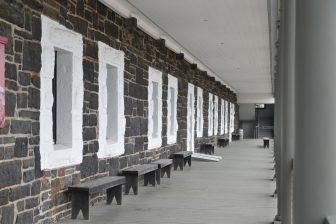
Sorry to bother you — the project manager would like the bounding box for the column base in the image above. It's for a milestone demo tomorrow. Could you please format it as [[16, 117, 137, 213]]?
[[273, 215, 282, 223]]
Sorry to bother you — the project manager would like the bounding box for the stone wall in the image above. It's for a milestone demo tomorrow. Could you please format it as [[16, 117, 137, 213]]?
[[0, 0, 237, 223]]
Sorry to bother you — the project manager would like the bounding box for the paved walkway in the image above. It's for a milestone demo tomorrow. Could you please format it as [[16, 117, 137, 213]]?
[[63, 139, 276, 224]]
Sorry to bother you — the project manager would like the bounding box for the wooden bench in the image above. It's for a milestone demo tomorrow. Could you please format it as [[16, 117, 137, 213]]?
[[121, 164, 158, 195], [68, 176, 126, 220], [152, 159, 173, 184], [200, 143, 214, 155], [217, 138, 229, 147], [263, 138, 270, 148], [169, 151, 192, 170]]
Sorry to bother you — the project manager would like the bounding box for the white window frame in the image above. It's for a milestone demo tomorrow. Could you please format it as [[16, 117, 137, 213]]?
[[187, 83, 195, 152], [225, 100, 229, 134], [230, 102, 235, 133], [214, 95, 219, 136], [167, 74, 178, 144], [40, 15, 83, 170], [148, 67, 162, 149], [196, 87, 203, 137], [220, 99, 225, 135], [98, 42, 126, 158], [208, 93, 214, 136]]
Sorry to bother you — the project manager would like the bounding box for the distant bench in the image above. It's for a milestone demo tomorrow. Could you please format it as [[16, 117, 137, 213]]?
[[121, 164, 158, 195], [263, 138, 270, 148], [169, 151, 192, 170], [152, 159, 173, 184], [217, 138, 229, 147], [68, 176, 126, 220], [200, 143, 214, 155]]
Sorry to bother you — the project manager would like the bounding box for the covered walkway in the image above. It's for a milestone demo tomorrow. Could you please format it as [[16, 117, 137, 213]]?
[[63, 140, 276, 224]]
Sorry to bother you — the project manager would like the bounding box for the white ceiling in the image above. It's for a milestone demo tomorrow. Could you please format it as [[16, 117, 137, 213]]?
[[127, 0, 273, 102]]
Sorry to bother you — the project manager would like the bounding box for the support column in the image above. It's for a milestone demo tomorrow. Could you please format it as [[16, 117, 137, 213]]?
[[280, 0, 295, 223], [274, 0, 285, 222], [294, 1, 336, 223]]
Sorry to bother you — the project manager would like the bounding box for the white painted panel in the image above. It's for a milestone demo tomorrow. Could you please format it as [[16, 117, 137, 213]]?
[[98, 41, 126, 158], [208, 93, 214, 136], [40, 15, 83, 170], [148, 67, 162, 149], [187, 83, 195, 152], [220, 99, 225, 135], [196, 87, 203, 137], [214, 95, 219, 136], [167, 74, 178, 144]]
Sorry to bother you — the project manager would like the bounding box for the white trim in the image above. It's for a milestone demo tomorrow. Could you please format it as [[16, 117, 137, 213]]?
[[187, 83, 195, 152], [148, 67, 162, 149], [208, 93, 214, 136], [214, 95, 219, 136], [229, 102, 235, 141], [225, 100, 229, 135], [167, 74, 178, 144], [196, 87, 203, 137], [220, 99, 225, 135], [98, 42, 126, 158], [40, 15, 83, 170], [98, 0, 236, 93]]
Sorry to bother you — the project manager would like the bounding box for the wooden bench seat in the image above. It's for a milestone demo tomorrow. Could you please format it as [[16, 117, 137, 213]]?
[[152, 159, 173, 184], [169, 151, 192, 171], [68, 176, 126, 220], [218, 138, 229, 147], [121, 164, 158, 195], [200, 143, 214, 155]]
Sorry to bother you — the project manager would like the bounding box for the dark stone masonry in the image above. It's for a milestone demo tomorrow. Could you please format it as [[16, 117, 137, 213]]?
[[0, 0, 238, 223]]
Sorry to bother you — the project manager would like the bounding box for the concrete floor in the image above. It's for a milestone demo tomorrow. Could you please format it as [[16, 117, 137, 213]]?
[[63, 139, 276, 224]]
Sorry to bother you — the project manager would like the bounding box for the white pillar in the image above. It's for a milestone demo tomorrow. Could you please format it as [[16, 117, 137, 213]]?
[[280, 0, 295, 223], [294, 1, 336, 223]]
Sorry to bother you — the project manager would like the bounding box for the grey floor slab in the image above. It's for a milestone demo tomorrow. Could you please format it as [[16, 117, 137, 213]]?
[[62, 139, 276, 224]]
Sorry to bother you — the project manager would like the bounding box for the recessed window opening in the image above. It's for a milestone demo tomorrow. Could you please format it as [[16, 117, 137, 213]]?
[[106, 64, 119, 143], [169, 87, 176, 136], [188, 93, 193, 150], [152, 81, 159, 138], [53, 48, 73, 147], [198, 96, 202, 131]]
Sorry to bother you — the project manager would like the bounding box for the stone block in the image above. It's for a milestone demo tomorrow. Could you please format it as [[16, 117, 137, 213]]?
[[14, 137, 28, 157], [9, 184, 30, 201], [80, 154, 98, 178], [0, 160, 21, 188], [22, 41, 41, 72], [1, 205, 14, 224], [11, 120, 31, 134], [16, 210, 34, 224]]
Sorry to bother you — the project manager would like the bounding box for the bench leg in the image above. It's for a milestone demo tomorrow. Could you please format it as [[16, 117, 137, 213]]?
[[187, 156, 191, 167], [166, 165, 171, 178], [178, 158, 184, 170], [71, 191, 90, 220], [173, 158, 182, 170], [125, 176, 138, 195], [107, 185, 122, 205], [145, 171, 156, 187], [156, 169, 161, 185]]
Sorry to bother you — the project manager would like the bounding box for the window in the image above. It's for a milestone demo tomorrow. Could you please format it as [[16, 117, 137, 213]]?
[[148, 67, 162, 149], [167, 74, 178, 144], [208, 93, 214, 136], [225, 100, 229, 134], [53, 49, 73, 147], [196, 87, 203, 137], [220, 99, 224, 135], [187, 83, 195, 152], [98, 41, 126, 158], [230, 102, 235, 133], [40, 15, 83, 170], [214, 95, 219, 136]]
